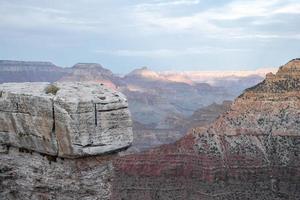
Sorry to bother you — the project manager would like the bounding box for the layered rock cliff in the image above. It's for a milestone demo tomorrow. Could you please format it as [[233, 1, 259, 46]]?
[[113, 59, 300, 199], [0, 82, 133, 199]]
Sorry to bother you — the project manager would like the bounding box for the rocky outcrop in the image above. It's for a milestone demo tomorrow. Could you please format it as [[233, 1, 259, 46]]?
[[112, 59, 300, 199], [0, 82, 133, 199]]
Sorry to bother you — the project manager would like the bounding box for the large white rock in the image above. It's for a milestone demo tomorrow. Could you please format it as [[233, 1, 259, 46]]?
[[0, 82, 133, 158]]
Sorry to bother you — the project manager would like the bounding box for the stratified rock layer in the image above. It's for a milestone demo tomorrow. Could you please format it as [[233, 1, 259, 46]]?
[[0, 82, 133, 199], [113, 59, 300, 200]]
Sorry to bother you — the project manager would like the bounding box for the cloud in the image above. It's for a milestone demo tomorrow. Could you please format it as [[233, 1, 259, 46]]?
[[0, 0, 299, 71], [136, 0, 201, 9], [273, 3, 300, 14], [232, 34, 300, 40], [95, 47, 249, 58], [132, 0, 300, 39], [0, 2, 101, 33], [1, 0, 300, 39]]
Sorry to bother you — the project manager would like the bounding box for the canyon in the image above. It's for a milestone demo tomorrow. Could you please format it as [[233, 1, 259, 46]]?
[[112, 59, 300, 199], [0, 60, 269, 151], [0, 59, 299, 199]]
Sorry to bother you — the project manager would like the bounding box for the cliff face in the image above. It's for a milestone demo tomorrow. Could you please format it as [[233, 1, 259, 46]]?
[[0, 82, 133, 199], [113, 59, 300, 200]]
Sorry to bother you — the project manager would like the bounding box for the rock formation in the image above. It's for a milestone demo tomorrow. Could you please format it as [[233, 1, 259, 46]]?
[[0, 60, 273, 151], [0, 82, 133, 199], [0, 60, 69, 83], [59, 63, 123, 90], [112, 59, 300, 199]]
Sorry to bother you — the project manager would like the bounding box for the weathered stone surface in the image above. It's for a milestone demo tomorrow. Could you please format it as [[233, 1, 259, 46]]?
[[0, 146, 116, 200], [112, 59, 300, 199], [0, 82, 133, 200], [0, 82, 133, 158]]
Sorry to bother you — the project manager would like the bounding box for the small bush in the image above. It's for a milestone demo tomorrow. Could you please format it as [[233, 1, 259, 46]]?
[[45, 84, 60, 95]]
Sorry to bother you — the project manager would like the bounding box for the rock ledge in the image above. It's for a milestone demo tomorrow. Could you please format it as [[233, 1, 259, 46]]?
[[0, 82, 133, 158]]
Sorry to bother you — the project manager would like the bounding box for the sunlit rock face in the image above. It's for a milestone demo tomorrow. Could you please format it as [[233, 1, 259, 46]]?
[[112, 59, 300, 200], [0, 82, 133, 200]]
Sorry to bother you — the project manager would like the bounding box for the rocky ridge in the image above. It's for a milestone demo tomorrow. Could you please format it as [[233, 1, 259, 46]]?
[[112, 59, 300, 199], [0, 82, 133, 199]]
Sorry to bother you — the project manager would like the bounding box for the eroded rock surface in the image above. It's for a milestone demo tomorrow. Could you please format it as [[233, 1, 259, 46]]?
[[0, 82, 133, 199], [0, 82, 132, 157], [113, 59, 300, 199]]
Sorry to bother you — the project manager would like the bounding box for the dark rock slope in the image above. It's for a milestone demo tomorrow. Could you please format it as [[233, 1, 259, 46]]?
[[112, 59, 300, 200]]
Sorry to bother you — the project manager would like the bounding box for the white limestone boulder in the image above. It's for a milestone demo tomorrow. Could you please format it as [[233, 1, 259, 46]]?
[[0, 82, 133, 158]]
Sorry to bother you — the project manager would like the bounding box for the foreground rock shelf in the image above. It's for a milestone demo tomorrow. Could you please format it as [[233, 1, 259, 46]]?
[[0, 82, 133, 199]]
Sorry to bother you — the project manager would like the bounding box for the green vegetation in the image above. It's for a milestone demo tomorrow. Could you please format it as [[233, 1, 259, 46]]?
[[45, 84, 60, 95]]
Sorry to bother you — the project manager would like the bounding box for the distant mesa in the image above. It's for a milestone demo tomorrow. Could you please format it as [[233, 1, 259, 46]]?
[[0, 60, 64, 71], [72, 63, 105, 70], [58, 63, 120, 89], [0, 60, 69, 83]]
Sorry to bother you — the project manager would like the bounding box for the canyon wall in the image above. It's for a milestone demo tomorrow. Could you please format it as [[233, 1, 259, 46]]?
[[113, 59, 300, 199]]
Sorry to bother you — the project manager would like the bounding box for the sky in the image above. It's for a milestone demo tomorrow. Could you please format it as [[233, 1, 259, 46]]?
[[0, 0, 300, 73]]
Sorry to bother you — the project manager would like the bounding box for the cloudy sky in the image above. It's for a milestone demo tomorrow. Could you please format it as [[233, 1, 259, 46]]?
[[0, 0, 300, 73]]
